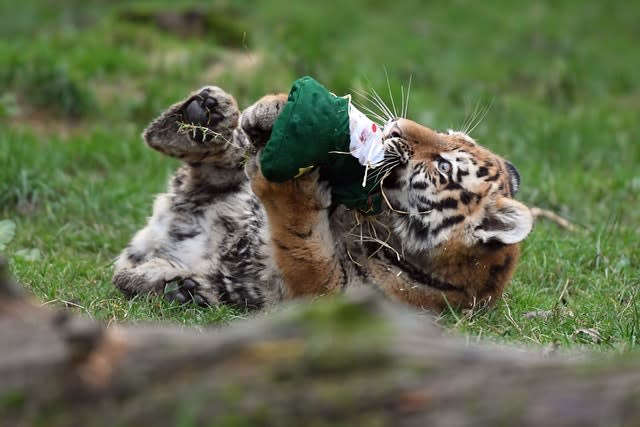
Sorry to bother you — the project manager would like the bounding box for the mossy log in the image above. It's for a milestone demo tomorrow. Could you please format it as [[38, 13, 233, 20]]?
[[1, 258, 639, 427]]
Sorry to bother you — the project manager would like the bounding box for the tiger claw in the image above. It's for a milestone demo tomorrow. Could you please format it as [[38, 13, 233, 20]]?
[[164, 278, 210, 307]]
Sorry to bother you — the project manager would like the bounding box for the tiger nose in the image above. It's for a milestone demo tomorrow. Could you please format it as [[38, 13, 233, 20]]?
[[383, 120, 402, 139]]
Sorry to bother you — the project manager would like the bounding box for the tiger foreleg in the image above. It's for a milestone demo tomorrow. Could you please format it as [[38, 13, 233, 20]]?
[[247, 157, 345, 298]]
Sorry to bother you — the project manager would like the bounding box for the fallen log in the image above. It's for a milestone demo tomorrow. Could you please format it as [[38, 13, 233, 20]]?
[[1, 258, 638, 427]]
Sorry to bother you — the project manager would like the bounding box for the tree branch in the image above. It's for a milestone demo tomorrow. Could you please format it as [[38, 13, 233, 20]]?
[[1, 258, 638, 426]]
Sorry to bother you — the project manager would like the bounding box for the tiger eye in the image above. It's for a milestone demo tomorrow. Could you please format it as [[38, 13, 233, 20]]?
[[438, 159, 451, 173]]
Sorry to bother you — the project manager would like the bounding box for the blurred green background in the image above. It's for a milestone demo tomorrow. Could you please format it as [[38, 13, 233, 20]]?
[[1, 0, 638, 348]]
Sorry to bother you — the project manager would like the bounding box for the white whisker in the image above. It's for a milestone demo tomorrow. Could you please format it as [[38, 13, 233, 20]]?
[[384, 67, 398, 118], [461, 97, 493, 136], [352, 89, 393, 123], [352, 88, 388, 117], [400, 85, 405, 121], [369, 90, 395, 122], [351, 96, 388, 124], [364, 161, 397, 177], [403, 74, 413, 119], [466, 99, 493, 135], [367, 161, 399, 186], [366, 84, 395, 121], [461, 99, 480, 134]]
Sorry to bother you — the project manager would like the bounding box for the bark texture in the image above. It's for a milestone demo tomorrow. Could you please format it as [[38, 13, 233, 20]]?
[[1, 258, 639, 427]]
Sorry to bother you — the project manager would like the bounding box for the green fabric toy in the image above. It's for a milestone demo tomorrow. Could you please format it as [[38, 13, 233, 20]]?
[[260, 76, 385, 213]]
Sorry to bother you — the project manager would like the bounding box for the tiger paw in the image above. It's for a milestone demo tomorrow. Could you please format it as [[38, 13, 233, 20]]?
[[241, 94, 288, 148], [143, 86, 240, 161], [164, 278, 217, 307], [178, 87, 240, 144], [248, 155, 331, 212]]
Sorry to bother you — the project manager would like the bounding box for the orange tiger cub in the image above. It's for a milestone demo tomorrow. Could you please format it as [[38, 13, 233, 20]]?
[[248, 116, 532, 311]]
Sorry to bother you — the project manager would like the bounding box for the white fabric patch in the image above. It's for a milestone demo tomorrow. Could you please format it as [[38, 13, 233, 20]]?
[[348, 103, 385, 168]]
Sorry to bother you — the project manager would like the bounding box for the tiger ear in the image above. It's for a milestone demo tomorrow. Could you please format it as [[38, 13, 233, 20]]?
[[474, 197, 533, 244]]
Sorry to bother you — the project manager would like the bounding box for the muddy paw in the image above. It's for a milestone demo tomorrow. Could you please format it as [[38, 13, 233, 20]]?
[[164, 278, 216, 307]]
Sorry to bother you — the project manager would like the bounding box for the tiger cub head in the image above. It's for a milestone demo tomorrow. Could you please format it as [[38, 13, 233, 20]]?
[[381, 118, 532, 252], [377, 118, 533, 309]]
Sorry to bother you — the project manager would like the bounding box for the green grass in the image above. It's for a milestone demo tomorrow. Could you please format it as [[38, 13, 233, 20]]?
[[1, 0, 638, 349]]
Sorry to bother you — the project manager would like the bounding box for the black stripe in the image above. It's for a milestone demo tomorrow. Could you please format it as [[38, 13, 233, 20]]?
[[382, 172, 404, 189], [271, 239, 289, 251], [476, 166, 488, 177], [126, 250, 145, 264], [460, 191, 473, 205], [482, 240, 506, 250], [414, 196, 457, 212], [391, 202, 409, 212], [411, 181, 428, 190], [431, 215, 465, 236], [287, 227, 313, 239], [411, 222, 431, 240], [456, 169, 469, 182], [445, 181, 463, 190], [484, 255, 513, 293], [168, 229, 200, 241], [172, 174, 185, 188], [416, 194, 431, 204], [486, 173, 500, 182], [339, 261, 348, 289], [407, 216, 431, 240], [172, 182, 243, 213], [410, 168, 423, 180], [382, 249, 463, 292], [430, 197, 458, 211], [218, 216, 237, 233], [193, 182, 242, 196], [214, 275, 264, 310]]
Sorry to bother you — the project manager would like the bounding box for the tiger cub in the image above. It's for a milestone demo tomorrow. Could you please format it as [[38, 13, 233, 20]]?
[[113, 85, 533, 311]]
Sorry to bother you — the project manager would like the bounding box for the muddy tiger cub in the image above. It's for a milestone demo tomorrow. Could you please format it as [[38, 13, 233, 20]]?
[[113, 83, 533, 311]]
